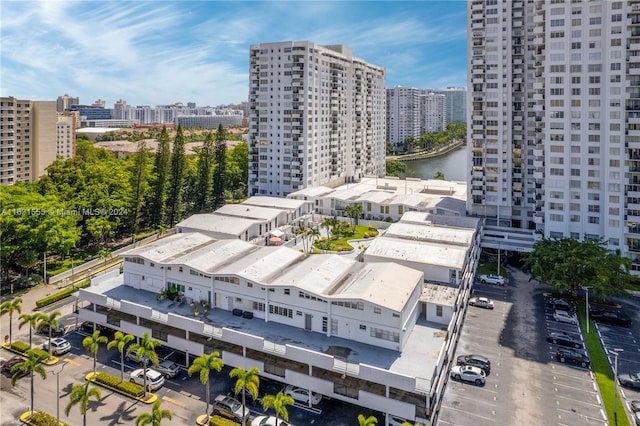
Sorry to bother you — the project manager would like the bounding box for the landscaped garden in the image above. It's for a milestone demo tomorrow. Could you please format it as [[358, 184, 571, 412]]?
[[312, 218, 378, 252]]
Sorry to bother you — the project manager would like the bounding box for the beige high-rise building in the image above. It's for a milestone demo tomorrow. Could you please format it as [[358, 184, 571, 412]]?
[[56, 93, 79, 112], [0, 96, 57, 185], [248, 41, 386, 197], [56, 112, 76, 159]]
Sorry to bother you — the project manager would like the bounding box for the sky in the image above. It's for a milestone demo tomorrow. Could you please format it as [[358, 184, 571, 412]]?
[[0, 1, 467, 108]]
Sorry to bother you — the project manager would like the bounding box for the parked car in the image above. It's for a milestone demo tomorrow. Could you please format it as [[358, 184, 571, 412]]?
[[37, 324, 67, 337], [547, 332, 583, 349], [251, 416, 292, 426], [456, 354, 491, 375], [618, 372, 640, 389], [634, 411, 640, 426], [479, 274, 505, 286], [630, 400, 640, 412], [468, 296, 494, 309], [553, 310, 578, 325], [42, 337, 71, 356], [1, 356, 26, 376], [556, 348, 591, 368], [548, 298, 576, 312], [129, 368, 165, 391], [211, 394, 249, 423], [590, 310, 632, 327], [284, 384, 323, 405], [450, 365, 486, 385], [155, 360, 181, 379]]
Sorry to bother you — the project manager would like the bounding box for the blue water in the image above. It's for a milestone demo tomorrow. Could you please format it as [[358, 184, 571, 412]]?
[[404, 147, 467, 182]]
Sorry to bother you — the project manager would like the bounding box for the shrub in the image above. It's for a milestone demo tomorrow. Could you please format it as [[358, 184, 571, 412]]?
[[11, 341, 29, 353], [210, 415, 241, 426], [26, 411, 71, 426], [368, 225, 377, 231], [94, 372, 144, 397], [31, 348, 50, 360], [35, 281, 90, 308]]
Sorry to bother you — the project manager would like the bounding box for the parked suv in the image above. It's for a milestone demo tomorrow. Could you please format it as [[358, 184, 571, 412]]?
[[479, 274, 505, 286], [456, 354, 491, 375], [211, 395, 249, 423]]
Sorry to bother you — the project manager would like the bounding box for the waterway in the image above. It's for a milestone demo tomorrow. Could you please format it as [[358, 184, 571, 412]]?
[[403, 147, 468, 182]]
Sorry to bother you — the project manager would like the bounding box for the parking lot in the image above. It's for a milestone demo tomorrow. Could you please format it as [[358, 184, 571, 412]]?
[[438, 267, 608, 426], [591, 297, 640, 424]]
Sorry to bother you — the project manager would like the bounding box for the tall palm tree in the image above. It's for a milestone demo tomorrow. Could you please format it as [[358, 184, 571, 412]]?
[[107, 331, 135, 381], [36, 311, 61, 357], [230, 366, 260, 423], [64, 381, 102, 426], [126, 333, 161, 397], [18, 313, 43, 349], [135, 399, 173, 426], [308, 227, 321, 248], [187, 351, 224, 417], [10, 349, 47, 415], [1, 297, 23, 345], [357, 414, 378, 426], [82, 330, 108, 377], [261, 391, 294, 426]]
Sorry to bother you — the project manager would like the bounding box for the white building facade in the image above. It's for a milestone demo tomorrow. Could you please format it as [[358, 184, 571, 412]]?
[[248, 41, 387, 198], [425, 87, 467, 124], [421, 92, 446, 134], [386, 86, 422, 151]]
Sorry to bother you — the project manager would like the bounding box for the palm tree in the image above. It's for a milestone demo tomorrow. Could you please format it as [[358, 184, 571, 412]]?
[[18, 313, 43, 349], [65, 381, 102, 426], [82, 330, 108, 377], [107, 331, 135, 381], [357, 414, 378, 426], [36, 310, 62, 357], [230, 367, 260, 423], [261, 391, 294, 426], [135, 399, 173, 426], [1, 297, 23, 345], [10, 349, 47, 415], [126, 333, 161, 397], [344, 204, 363, 227], [187, 351, 224, 417], [307, 227, 321, 248]]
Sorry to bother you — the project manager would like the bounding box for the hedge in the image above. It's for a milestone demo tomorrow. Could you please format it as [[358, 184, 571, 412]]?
[[11, 341, 29, 353], [210, 415, 241, 426], [9, 342, 49, 361], [23, 411, 71, 426], [35, 281, 90, 308], [94, 372, 144, 398]]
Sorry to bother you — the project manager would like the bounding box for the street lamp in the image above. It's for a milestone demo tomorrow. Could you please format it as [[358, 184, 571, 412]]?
[[610, 348, 624, 425], [54, 361, 69, 426], [581, 286, 593, 334]]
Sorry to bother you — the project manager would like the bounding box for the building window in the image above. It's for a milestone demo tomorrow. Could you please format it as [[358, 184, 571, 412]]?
[[284, 289, 290, 295], [269, 304, 293, 318], [322, 317, 328, 333], [373, 307, 381, 314], [436, 305, 443, 317], [370, 327, 399, 343], [359, 324, 367, 330]]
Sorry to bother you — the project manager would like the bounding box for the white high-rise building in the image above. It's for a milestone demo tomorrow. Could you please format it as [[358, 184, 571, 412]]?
[[421, 92, 446, 134], [386, 86, 422, 152], [248, 41, 386, 197], [426, 87, 467, 124], [468, 0, 640, 272]]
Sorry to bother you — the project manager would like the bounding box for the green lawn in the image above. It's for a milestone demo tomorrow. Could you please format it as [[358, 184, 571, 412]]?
[[577, 304, 630, 426], [314, 224, 378, 252], [476, 259, 508, 279]]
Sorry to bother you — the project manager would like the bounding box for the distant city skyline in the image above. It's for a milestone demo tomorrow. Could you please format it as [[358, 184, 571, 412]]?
[[0, 1, 467, 107]]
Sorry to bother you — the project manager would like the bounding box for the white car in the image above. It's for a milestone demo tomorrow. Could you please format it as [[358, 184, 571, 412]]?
[[129, 368, 165, 391], [284, 385, 322, 405], [479, 274, 505, 286], [251, 416, 292, 426], [469, 296, 494, 309], [43, 337, 71, 355], [553, 310, 578, 325], [450, 365, 486, 385]]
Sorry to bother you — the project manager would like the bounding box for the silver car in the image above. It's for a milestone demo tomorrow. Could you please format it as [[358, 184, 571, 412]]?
[[619, 372, 640, 389], [450, 365, 486, 385], [469, 296, 494, 309]]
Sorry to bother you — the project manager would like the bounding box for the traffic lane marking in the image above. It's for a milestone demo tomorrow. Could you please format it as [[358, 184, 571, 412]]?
[[162, 395, 186, 408]]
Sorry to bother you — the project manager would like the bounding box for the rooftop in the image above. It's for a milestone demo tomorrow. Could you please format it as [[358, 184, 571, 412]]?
[[421, 283, 459, 307], [176, 214, 261, 236], [365, 236, 468, 270], [243, 196, 308, 210], [384, 222, 476, 247]]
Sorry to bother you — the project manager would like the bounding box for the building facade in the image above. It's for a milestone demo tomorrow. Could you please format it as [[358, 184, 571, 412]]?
[[0, 97, 57, 184], [426, 87, 467, 124], [56, 112, 76, 159], [248, 41, 386, 197], [467, 0, 640, 272], [421, 92, 446, 134], [386, 86, 422, 151], [56, 94, 79, 112]]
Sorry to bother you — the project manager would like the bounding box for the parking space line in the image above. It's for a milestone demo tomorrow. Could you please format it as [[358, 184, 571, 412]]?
[[162, 395, 186, 408], [551, 369, 596, 383], [554, 392, 601, 408], [556, 407, 608, 424], [442, 391, 498, 407], [439, 404, 496, 422], [63, 357, 81, 366]]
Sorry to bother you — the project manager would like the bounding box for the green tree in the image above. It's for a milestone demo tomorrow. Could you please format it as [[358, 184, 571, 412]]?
[[524, 237, 632, 299], [135, 399, 173, 426], [261, 391, 294, 425], [130, 140, 150, 241], [82, 330, 108, 377], [194, 132, 214, 213], [385, 159, 407, 177], [344, 204, 363, 227], [36, 311, 61, 357], [18, 313, 43, 349], [97, 247, 112, 270], [357, 414, 378, 426], [212, 124, 227, 209], [226, 142, 248, 199], [126, 333, 161, 396], [150, 126, 171, 228], [10, 349, 47, 414], [433, 171, 445, 180], [0, 297, 22, 344], [188, 351, 224, 417], [167, 125, 187, 227], [64, 381, 102, 426], [230, 367, 260, 422], [107, 331, 135, 381]]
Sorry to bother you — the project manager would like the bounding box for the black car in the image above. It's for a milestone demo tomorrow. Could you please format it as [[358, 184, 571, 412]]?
[[1, 356, 27, 377], [456, 354, 491, 375], [37, 324, 67, 337], [590, 310, 631, 327], [556, 348, 591, 368], [547, 298, 576, 312], [547, 332, 583, 349]]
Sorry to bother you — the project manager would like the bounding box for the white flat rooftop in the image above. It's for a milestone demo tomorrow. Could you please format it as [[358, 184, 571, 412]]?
[[216, 204, 282, 221], [176, 214, 261, 235], [385, 222, 475, 247], [365, 236, 468, 270], [125, 233, 216, 263], [421, 283, 458, 307], [243, 196, 308, 210], [85, 277, 445, 384]]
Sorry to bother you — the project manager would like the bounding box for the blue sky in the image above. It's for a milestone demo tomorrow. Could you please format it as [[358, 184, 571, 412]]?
[[1, 1, 467, 107]]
